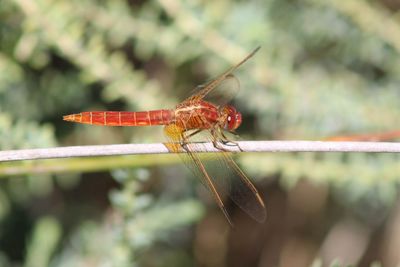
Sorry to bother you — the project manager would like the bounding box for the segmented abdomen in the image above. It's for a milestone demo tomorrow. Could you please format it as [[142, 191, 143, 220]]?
[[63, 110, 173, 126]]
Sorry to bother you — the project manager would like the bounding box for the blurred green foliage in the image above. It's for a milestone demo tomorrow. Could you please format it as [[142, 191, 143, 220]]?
[[1, 0, 400, 265], [24, 216, 61, 267]]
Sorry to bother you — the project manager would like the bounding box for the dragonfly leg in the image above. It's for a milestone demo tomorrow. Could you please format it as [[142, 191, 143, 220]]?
[[179, 137, 190, 152], [221, 140, 242, 151], [221, 140, 243, 151], [218, 129, 243, 152], [209, 128, 232, 152], [179, 129, 203, 152], [212, 140, 230, 152], [184, 129, 203, 139]]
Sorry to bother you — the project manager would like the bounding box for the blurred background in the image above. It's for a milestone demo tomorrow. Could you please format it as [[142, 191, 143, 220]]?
[[1, 0, 400, 266]]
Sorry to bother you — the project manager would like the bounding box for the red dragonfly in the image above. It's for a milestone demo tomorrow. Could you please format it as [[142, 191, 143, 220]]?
[[63, 47, 266, 225]]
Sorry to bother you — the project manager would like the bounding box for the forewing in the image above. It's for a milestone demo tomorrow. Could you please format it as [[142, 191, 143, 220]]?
[[182, 47, 260, 104], [187, 74, 240, 108]]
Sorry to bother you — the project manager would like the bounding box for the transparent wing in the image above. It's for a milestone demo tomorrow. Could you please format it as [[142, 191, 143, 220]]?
[[164, 125, 234, 225], [182, 47, 260, 104], [164, 125, 266, 225], [217, 151, 266, 222], [193, 74, 240, 108], [198, 130, 266, 223]]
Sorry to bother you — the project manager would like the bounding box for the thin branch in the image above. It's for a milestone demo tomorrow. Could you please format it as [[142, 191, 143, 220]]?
[[1, 141, 400, 162]]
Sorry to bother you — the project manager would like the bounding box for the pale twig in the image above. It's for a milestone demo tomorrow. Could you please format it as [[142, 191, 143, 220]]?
[[1, 141, 400, 162]]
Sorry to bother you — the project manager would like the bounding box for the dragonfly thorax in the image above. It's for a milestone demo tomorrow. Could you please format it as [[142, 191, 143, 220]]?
[[223, 105, 242, 131]]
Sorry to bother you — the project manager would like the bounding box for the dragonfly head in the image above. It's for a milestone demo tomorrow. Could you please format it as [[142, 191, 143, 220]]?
[[224, 105, 242, 131]]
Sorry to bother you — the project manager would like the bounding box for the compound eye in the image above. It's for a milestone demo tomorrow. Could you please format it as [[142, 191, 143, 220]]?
[[227, 114, 237, 130]]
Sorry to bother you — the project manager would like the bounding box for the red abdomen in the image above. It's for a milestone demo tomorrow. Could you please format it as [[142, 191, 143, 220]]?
[[63, 110, 173, 126]]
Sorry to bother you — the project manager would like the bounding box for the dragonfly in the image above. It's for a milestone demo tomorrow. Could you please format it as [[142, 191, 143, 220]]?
[[63, 47, 266, 225]]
